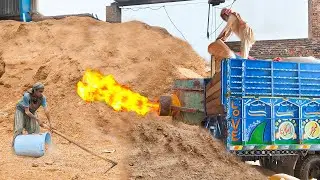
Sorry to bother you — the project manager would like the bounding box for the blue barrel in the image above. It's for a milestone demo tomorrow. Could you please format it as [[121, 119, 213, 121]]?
[[14, 132, 52, 157], [19, 0, 32, 22]]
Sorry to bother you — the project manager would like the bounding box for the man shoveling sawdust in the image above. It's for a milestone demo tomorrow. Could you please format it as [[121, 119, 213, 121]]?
[[209, 8, 255, 59], [12, 82, 52, 147]]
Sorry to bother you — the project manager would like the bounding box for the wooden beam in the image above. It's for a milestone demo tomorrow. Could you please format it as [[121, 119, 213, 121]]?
[[115, 0, 190, 6], [114, 0, 224, 6], [206, 104, 224, 115]]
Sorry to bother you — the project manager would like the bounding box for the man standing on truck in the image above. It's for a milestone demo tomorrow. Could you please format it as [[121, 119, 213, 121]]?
[[215, 8, 255, 59], [12, 82, 52, 146]]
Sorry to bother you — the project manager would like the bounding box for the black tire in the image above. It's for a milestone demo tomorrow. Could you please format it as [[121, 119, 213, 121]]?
[[296, 155, 320, 180], [259, 158, 267, 168], [259, 157, 273, 170], [294, 157, 303, 178], [158, 96, 172, 116]]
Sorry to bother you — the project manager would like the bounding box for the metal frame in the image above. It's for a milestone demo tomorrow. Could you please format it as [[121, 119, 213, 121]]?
[[113, 0, 224, 6]]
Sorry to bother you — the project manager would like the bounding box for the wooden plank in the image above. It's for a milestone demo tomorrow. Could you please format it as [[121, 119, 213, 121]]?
[[215, 57, 223, 73], [206, 97, 221, 108], [206, 72, 221, 91], [206, 104, 224, 115], [206, 91, 221, 103], [210, 56, 215, 77], [206, 81, 221, 98]]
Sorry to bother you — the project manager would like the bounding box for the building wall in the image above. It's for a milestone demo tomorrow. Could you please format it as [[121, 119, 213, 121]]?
[[106, 4, 121, 23], [0, 0, 38, 18], [226, 0, 320, 59], [226, 38, 320, 59]]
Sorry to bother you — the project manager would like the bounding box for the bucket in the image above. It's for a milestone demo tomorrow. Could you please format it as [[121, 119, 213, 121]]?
[[208, 39, 236, 58], [208, 40, 236, 74], [14, 132, 52, 157]]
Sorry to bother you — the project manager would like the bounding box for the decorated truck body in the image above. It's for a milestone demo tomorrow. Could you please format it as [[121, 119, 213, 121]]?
[[159, 58, 320, 179]]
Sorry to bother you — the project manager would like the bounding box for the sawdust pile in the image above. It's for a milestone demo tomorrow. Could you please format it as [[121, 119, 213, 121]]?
[[128, 120, 268, 179], [0, 17, 267, 179]]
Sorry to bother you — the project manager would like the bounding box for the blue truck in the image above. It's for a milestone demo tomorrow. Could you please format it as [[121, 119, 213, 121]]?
[[158, 58, 320, 180]]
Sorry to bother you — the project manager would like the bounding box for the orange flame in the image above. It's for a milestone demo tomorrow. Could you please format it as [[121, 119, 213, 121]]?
[[77, 69, 159, 116]]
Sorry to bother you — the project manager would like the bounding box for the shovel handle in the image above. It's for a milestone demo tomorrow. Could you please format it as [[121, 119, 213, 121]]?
[[42, 124, 118, 173]]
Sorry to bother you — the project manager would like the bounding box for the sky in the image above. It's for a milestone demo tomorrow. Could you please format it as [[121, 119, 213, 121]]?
[[37, 0, 309, 61]]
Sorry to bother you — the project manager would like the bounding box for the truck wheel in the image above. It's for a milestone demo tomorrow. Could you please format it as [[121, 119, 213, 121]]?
[[259, 157, 272, 170], [294, 157, 303, 178], [259, 158, 266, 168], [296, 155, 320, 180], [158, 96, 172, 116]]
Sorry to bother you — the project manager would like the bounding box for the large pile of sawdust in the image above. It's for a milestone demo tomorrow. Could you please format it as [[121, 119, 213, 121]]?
[[0, 17, 267, 179], [128, 120, 268, 179]]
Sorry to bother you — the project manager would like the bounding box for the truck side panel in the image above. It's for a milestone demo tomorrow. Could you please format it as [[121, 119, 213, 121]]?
[[204, 58, 320, 152], [227, 97, 320, 151]]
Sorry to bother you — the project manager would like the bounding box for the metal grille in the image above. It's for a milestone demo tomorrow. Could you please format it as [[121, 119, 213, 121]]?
[[0, 0, 38, 17]]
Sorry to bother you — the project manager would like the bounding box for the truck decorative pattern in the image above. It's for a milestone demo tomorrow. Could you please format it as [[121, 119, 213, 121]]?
[[227, 97, 320, 150], [219, 59, 320, 151], [231, 101, 241, 141]]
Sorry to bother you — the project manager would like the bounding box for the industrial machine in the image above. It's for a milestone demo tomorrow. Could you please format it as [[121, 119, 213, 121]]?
[[158, 57, 320, 180]]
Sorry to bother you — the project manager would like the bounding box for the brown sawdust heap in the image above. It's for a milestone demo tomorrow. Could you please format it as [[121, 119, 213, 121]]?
[[0, 17, 267, 179]]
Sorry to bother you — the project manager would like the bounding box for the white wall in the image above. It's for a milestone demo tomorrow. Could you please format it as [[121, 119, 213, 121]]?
[[37, 0, 309, 61], [37, 0, 110, 19]]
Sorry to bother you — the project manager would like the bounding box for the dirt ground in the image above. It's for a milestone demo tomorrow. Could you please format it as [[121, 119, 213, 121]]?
[[0, 17, 270, 179]]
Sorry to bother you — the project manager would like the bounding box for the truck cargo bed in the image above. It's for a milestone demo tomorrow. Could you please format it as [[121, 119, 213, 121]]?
[[222, 58, 320, 101]]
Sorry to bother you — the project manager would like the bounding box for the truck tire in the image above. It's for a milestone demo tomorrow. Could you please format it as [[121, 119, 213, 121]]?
[[294, 157, 303, 178], [295, 155, 320, 180], [259, 157, 272, 170], [259, 158, 269, 169]]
